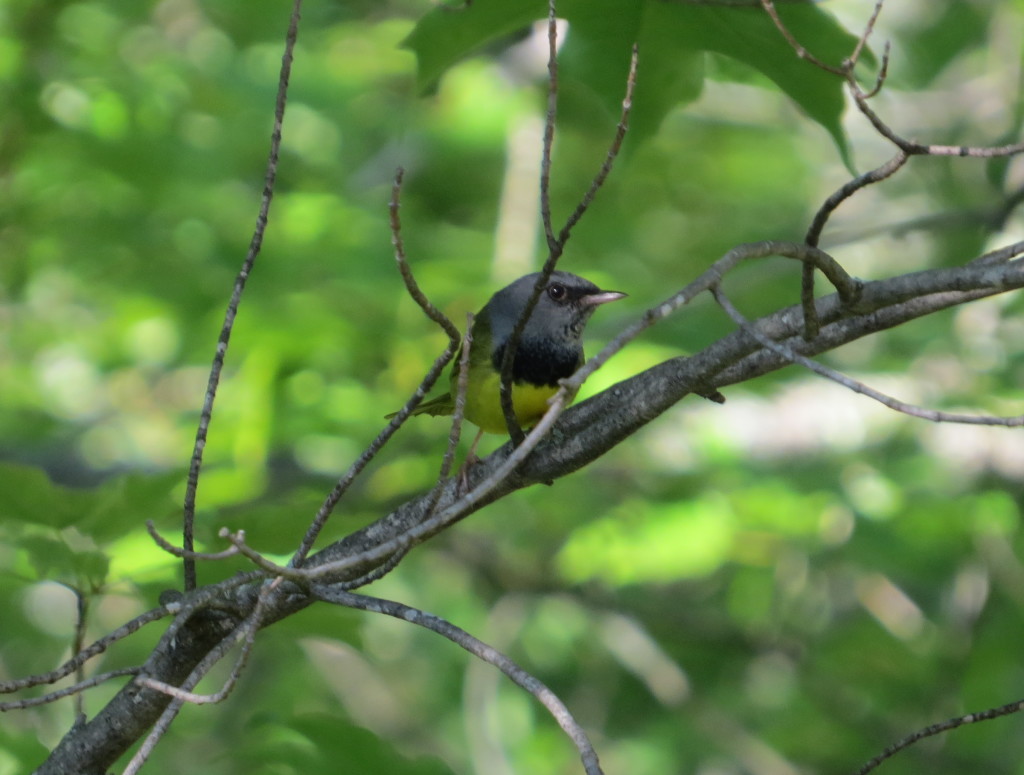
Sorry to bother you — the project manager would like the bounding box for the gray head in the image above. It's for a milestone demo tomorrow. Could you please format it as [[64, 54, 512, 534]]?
[[481, 271, 626, 385]]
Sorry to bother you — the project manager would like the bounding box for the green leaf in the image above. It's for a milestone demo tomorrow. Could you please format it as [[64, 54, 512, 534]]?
[[17, 536, 77, 582], [16, 535, 109, 588], [0, 462, 180, 542], [81, 469, 183, 543], [402, 0, 546, 93], [557, 0, 704, 150], [403, 0, 862, 159], [0, 463, 91, 530], [666, 2, 858, 166]]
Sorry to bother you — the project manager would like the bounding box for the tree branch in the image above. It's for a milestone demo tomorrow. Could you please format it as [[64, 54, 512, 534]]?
[[34, 247, 1024, 774]]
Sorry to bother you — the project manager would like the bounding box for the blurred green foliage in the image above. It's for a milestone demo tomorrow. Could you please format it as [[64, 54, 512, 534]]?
[[2, 0, 1023, 773]]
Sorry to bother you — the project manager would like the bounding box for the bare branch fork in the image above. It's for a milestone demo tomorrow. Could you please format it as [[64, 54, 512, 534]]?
[[760, 0, 1024, 337]]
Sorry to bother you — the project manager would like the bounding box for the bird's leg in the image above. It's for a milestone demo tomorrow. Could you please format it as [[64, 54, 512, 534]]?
[[456, 428, 485, 493]]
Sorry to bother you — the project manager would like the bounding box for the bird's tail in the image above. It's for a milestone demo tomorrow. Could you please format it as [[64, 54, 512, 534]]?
[[384, 393, 455, 420]]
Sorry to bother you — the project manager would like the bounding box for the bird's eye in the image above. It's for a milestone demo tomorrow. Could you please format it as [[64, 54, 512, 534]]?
[[547, 283, 567, 301]]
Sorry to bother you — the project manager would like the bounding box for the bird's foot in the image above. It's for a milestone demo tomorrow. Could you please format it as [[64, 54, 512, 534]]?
[[455, 449, 481, 495]]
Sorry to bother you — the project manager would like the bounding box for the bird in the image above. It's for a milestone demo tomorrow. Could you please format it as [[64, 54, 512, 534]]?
[[389, 271, 626, 441]]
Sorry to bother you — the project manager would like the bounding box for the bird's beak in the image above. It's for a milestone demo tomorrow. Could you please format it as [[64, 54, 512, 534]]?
[[581, 289, 627, 307]]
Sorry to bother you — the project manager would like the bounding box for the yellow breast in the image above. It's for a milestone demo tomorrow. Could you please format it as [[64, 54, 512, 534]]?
[[462, 368, 566, 434]]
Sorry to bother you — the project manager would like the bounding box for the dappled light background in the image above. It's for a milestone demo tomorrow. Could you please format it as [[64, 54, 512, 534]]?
[[2, 0, 1023, 773]]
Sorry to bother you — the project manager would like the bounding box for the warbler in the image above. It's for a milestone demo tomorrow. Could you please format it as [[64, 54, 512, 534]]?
[[391, 271, 626, 435]]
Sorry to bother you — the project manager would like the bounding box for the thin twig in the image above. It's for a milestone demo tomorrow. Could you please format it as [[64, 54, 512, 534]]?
[[759, 0, 845, 75], [426, 312, 474, 514], [311, 585, 604, 775], [181, 0, 303, 592], [224, 524, 415, 588], [148, 520, 242, 561], [121, 698, 185, 774], [971, 239, 1024, 266], [800, 151, 909, 339], [0, 607, 170, 694], [289, 168, 461, 568], [851, 87, 1024, 157], [0, 668, 141, 711], [861, 40, 891, 100], [759, 0, 1024, 294], [539, 0, 559, 252], [844, 0, 885, 71], [758, 0, 893, 342], [762, 0, 883, 80], [807, 152, 910, 247], [387, 169, 462, 344], [854, 698, 1024, 775], [71, 587, 88, 721], [712, 285, 1024, 427], [226, 530, 302, 578]]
